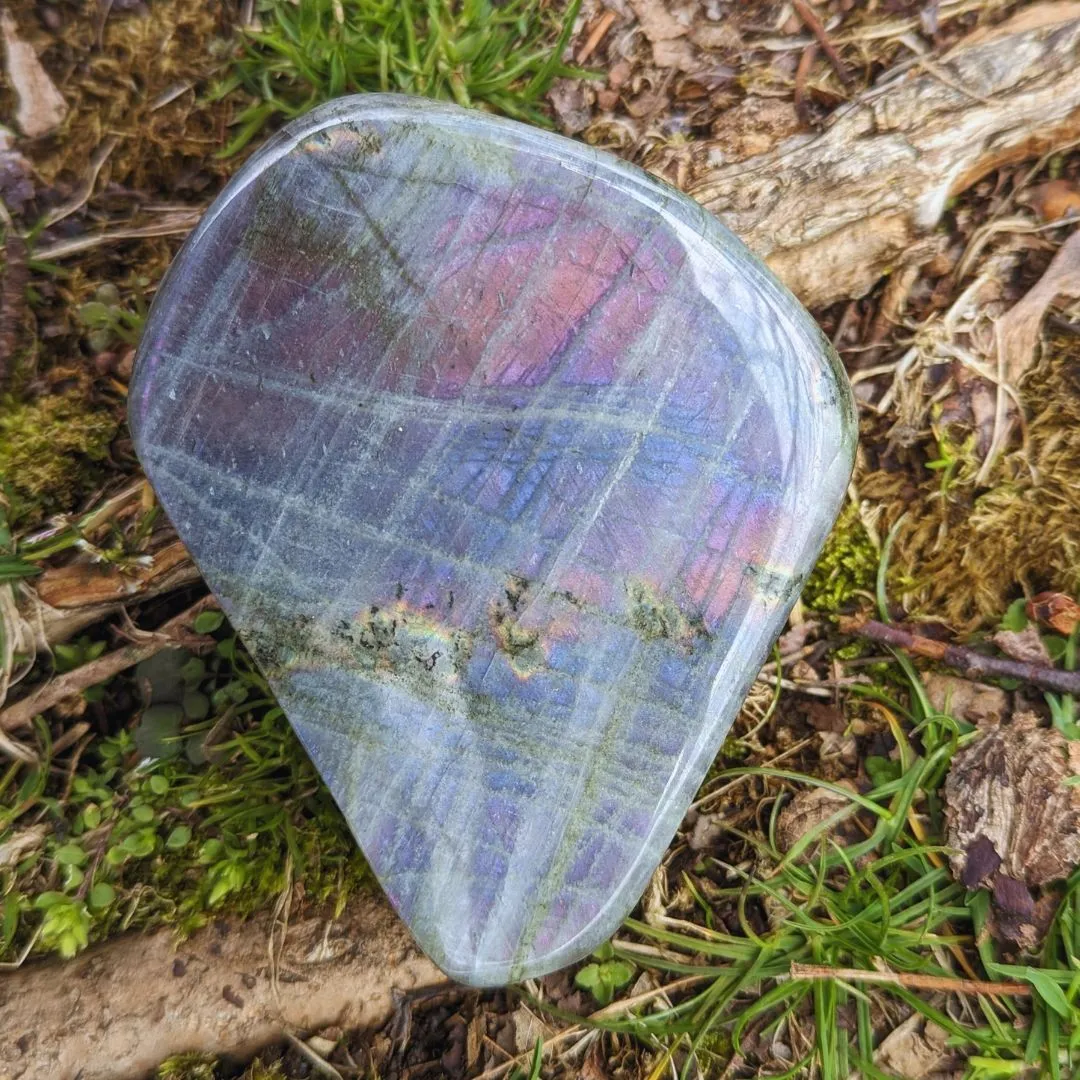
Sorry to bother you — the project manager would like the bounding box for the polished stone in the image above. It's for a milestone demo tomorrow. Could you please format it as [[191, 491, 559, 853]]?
[[130, 94, 856, 986]]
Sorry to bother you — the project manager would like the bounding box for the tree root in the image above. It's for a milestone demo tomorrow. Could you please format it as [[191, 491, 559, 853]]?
[[678, 4, 1080, 307], [0, 891, 447, 1080]]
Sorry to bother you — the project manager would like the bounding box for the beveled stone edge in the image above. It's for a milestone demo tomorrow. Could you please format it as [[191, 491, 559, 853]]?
[[128, 92, 859, 988]]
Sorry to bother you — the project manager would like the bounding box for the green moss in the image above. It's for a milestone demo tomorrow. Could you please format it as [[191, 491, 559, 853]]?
[[157, 1055, 218, 1080], [156, 1052, 288, 1079], [0, 391, 118, 526], [861, 339, 1080, 627], [801, 504, 879, 614]]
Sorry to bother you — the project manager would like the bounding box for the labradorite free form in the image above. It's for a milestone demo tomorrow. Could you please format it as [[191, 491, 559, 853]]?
[[130, 95, 856, 985]]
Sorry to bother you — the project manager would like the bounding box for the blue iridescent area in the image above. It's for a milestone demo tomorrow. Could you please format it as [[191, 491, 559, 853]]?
[[130, 95, 856, 985]]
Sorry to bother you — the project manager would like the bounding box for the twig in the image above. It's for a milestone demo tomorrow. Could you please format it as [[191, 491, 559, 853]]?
[[794, 42, 819, 125], [789, 962, 1031, 998], [284, 1032, 344, 1080], [40, 135, 120, 229], [475, 974, 709, 1080], [792, 0, 852, 86], [0, 595, 217, 732], [32, 209, 203, 260], [844, 617, 1080, 696], [0, 225, 27, 383], [576, 10, 615, 64]]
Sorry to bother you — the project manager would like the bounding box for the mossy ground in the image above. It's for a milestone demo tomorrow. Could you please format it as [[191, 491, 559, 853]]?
[[0, 379, 118, 525], [863, 336, 1080, 628], [800, 503, 880, 616]]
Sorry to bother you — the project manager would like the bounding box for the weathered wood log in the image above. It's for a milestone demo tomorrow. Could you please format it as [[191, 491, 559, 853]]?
[[0, 893, 447, 1080], [677, 3, 1080, 308]]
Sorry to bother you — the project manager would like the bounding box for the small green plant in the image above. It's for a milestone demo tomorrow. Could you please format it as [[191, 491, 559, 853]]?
[[574, 940, 636, 1006], [53, 634, 107, 674], [76, 282, 147, 353], [552, 607, 1080, 1079], [0, 619, 370, 964], [508, 1038, 544, 1080], [925, 423, 978, 499], [217, 0, 589, 154], [156, 1053, 218, 1080], [34, 892, 91, 958]]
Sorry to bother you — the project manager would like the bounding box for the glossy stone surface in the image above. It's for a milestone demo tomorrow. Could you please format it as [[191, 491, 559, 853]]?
[[130, 95, 856, 986]]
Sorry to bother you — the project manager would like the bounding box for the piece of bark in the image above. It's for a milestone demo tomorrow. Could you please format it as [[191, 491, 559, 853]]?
[[945, 713, 1080, 948], [945, 714, 1080, 889], [0, 8, 67, 137], [36, 540, 192, 609], [0, 892, 447, 1080], [27, 546, 203, 648], [677, 4, 1080, 308]]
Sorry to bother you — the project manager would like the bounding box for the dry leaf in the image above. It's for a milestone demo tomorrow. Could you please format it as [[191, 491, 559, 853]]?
[[924, 673, 1008, 725], [607, 58, 633, 89], [1027, 591, 1080, 635], [0, 823, 47, 869], [0, 9, 67, 138], [651, 37, 698, 71], [465, 1014, 484, 1070], [708, 97, 802, 160], [690, 22, 742, 50], [547, 77, 592, 135], [0, 124, 34, 214], [1026, 178, 1080, 221], [510, 1005, 547, 1056], [626, 91, 668, 118], [874, 1014, 950, 1080], [580, 1041, 611, 1080], [628, 0, 689, 42], [996, 229, 1080, 384], [776, 783, 857, 853], [688, 812, 724, 851], [993, 626, 1052, 666]]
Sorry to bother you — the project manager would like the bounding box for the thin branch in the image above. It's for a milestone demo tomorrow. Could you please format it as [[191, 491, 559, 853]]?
[[0, 595, 217, 732], [0, 226, 27, 384], [576, 10, 615, 64], [789, 962, 1032, 998], [844, 617, 1080, 696], [474, 974, 712, 1080], [792, 0, 853, 86], [31, 208, 203, 260]]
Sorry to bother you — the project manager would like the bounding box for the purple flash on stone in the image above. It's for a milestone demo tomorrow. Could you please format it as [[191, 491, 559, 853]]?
[[129, 95, 856, 986]]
